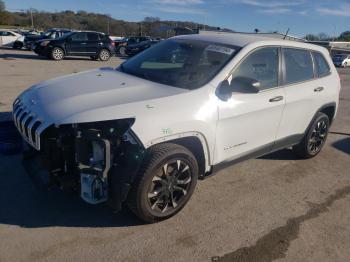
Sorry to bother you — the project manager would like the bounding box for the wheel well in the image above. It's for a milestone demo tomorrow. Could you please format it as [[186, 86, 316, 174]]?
[[320, 105, 335, 125], [169, 137, 206, 177], [100, 48, 110, 53]]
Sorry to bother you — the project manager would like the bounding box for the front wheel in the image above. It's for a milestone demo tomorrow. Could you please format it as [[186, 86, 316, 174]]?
[[50, 47, 64, 60], [293, 112, 330, 159], [118, 46, 126, 56], [127, 143, 198, 223], [13, 42, 23, 49]]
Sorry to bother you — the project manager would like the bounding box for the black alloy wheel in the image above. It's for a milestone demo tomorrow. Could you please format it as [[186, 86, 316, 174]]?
[[307, 119, 328, 155], [293, 112, 330, 158], [127, 143, 198, 223], [147, 159, 193, 214]]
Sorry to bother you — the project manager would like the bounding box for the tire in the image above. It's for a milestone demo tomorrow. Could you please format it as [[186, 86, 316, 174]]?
[[98, 49, 111, 61], [118, 46, 126, 56], [50, 47, 64, 60], [293, 112, 330, 159], [127, 143, 198, 223], [13, 42, 23, 49]]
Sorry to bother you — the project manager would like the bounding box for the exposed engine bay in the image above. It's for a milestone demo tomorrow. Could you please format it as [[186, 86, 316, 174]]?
[[23, 119, 145, 210]]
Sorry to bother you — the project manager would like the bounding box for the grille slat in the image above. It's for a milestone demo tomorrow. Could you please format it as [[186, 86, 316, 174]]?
[[12, 100, 43, 150]]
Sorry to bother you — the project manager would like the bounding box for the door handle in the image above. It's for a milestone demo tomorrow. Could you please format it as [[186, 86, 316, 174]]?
[[314, 87, 324, 92], [269, 96, 284, 102], [81, 42, 87, 45]]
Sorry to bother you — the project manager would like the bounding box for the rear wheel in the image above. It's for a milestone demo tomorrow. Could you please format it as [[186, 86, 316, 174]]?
[[127, 143, 198, 223], [98, 49, 111, 61], [118, 46, 126, 56], [293, 112, 329, 159], [50, 47, 64, 60]]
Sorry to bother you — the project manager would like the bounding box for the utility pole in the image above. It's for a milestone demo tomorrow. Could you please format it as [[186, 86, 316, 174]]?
[[30, 8, 34, 29], [106, 14, 111, 35]]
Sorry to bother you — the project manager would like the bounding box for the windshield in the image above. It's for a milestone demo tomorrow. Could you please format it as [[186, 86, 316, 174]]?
[[58, 32, 74, 40], [43, 30, 53, 37], [120, 39, 239, 90]]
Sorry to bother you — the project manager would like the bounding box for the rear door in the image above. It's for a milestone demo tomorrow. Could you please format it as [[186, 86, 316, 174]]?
[[275, 48, 322, 143], [66, 32, 88, 55], [86, 32, 100, 55]]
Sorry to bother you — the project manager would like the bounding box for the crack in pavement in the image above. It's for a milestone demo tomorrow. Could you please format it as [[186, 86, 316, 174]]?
[[213, 185, 350, 262]]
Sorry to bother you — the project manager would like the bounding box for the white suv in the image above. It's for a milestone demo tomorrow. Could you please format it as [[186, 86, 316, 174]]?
[[13, 33, 341, 222]]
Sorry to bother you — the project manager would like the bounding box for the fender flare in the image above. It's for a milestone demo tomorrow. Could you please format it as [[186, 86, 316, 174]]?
[[303, 102, 337, 136], [145, 131, 212, 173]]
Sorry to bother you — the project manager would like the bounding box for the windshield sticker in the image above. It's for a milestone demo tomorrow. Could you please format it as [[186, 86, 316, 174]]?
[[205, 45, 235, 55]]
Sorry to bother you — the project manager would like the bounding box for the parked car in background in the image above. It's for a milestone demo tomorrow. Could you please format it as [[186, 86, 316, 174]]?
[[14, 33, 340, 222], [0, 30, 23, 48], [24, 28, 72, 50], [332, 54, 350, 67], [116, 36, 151, 55], [125, 40, 159, 56], [34, 31, 115, 61]]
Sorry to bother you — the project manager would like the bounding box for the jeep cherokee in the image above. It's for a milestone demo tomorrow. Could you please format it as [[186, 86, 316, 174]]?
[[13, 33, 341, 222]]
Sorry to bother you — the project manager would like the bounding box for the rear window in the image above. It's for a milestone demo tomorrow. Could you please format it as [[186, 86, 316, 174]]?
[[87, 33, 99, 41], [71, 32, 88, 41], [284, 48, 314, 85], [313, 52, 330, 77]]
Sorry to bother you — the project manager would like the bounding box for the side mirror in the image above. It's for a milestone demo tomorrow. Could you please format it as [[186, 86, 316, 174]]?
[[230, 76, 260, 94], [216, 77, 260, 101]]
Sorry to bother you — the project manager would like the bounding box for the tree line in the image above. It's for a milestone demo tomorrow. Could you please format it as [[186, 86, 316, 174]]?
[[0, 2, 220, 38], [0, 0, 349, 41]]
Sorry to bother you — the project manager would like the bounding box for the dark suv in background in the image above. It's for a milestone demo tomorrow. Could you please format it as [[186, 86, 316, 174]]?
[[116, 36, 151, 55], [34, 31, 115, 61], [24, 28, 72, 50]]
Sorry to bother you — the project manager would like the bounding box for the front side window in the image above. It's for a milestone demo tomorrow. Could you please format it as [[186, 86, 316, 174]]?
[[120, 39, 239, 90], [313, 52, 330, 77], [71, 33, 88, 41], [284, 48, 314, 85], [230, 47, 279, 90]]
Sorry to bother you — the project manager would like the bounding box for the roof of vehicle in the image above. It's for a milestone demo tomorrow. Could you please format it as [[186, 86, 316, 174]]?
[[173, 32, 327, 52], [70, 30, 106, 34]]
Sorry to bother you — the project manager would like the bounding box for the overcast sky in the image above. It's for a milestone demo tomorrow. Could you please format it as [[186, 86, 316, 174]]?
[[5, 0, 350, 37]]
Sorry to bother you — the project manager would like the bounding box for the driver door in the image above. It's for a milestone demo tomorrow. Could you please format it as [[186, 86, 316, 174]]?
[[214, 47, 285, 165]]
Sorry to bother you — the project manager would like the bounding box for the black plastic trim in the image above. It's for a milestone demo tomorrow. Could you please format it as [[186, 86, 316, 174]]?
[[207, 134, 303, 177]]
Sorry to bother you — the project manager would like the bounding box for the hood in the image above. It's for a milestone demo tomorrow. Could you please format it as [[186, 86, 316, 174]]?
[[18, 67, 187, 125]]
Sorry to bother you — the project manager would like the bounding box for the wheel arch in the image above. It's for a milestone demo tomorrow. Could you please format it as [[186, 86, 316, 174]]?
[[319, 103, 336, 125], [146, 132, 211, 176], [304, 102, 337, 135]]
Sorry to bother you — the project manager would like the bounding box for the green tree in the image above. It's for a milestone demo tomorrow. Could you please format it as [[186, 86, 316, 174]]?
[[338, 31, 350, 41]]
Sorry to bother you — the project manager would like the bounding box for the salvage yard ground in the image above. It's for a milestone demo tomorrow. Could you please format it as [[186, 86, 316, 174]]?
[[0, 47, 350, 262]]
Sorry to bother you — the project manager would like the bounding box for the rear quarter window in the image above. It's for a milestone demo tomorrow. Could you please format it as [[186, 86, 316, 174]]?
[[313, 52, 331, 77], [284, 48, 314, 85], [87, 33, 99, 41]]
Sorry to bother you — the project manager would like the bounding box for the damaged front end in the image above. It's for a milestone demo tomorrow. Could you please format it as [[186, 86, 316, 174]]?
[[22, 118, 145, 210]]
